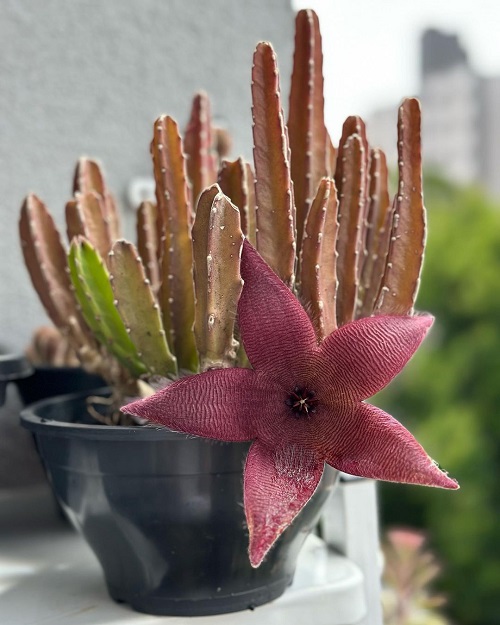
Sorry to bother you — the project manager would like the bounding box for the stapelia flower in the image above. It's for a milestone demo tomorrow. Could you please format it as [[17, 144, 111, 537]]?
[[123, 240, 458, 567]]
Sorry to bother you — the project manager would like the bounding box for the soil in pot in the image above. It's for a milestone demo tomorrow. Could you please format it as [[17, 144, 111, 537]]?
[[21, 389, 337, 616]]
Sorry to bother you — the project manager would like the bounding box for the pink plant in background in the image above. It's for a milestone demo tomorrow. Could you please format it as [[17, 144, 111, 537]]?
[[123, 240, 458, 567], [383, 528, 450, 625]]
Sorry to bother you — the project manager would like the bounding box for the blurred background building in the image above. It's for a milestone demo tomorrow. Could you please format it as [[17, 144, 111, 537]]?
[[368, 28, 500, 199]]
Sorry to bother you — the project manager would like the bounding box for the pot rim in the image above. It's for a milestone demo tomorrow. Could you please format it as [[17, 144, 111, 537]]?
[[0, 353, 33, 382], [24, 364, 97, 374], [20, 387, 213, 443]]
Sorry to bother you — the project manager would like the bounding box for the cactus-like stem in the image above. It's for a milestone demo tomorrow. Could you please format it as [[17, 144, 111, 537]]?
[[152, 115, 198, 372], [362, 149, 391, 271], [108, 240, 177, 378], [193, 186, 243, 370], [288, 9, 328, 260], [252, 42, 296, 287], [65, 191, 113, 261], [335, 134, 366, 326], [20, 194, 69, 330], [375, 98, 425, 315], [229, 163, 255, 367], [299, 178, 339, 341], [136, 200, 161, 293], [335, 116, 369, 197], [19, 194, 87, 334], [73, 157, 121, 239], [218, 158, 257, 246], [184, 92, 218, 207], [357, 148, 391, 317], [68, 236, 148, 378], [203, 191, 243, 369], [336, 119, 371, 281], [192, 185, 219, 361], [370, 200, 395, 308]]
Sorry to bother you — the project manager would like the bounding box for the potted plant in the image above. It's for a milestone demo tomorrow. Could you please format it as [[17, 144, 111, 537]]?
[[19, 8, 458, 617]]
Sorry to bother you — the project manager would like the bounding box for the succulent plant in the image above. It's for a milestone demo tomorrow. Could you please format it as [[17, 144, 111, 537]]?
[[19, 8, 425, 425], [382, 529, 451, 625]]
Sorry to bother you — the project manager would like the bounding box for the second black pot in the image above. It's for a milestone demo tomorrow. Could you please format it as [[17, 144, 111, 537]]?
[[0, 353, 33, 406], [15, 365, 104, 405], [21, 390, 337, 616]]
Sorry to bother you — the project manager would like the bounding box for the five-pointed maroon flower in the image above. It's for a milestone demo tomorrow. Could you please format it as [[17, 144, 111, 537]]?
[[123, 241, 458, 567]]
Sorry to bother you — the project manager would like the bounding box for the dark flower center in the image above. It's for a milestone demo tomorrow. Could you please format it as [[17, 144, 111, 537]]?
[[285, 387, 318, 418]]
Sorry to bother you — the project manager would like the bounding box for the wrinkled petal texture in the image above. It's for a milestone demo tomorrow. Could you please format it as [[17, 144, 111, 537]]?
[[123, 368, 282, 442], [239, 240, 318, 387], [317, 314, 434, 402], [244, 440, 324, 567], [323, 402, 458, 489]]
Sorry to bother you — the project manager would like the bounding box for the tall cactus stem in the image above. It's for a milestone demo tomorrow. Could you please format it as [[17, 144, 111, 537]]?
[[375, 98, 425, 315], [252, 41, 296, 288], [335, 134, 366, 326], [66, 191, 113, 262], [300, 177, 339, 340], [108, 240, 177, 377], [288, 9, 328, 260], [184, 92, 218, 208], [193, 186, 244, 370], [152, 115, 198, 372], [218, 158, 257, 246], [73, 157, 121, 239], [136, 200, 161, 293], [357, 148, 391, 317]]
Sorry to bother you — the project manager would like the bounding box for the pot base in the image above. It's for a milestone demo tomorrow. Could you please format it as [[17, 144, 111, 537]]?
[[108, 576, 289, 616]]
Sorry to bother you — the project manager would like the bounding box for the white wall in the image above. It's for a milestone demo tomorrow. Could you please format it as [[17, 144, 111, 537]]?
[[0, 0, 294, 352]]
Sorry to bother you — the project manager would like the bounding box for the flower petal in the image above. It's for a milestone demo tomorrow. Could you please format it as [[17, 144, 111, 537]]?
[[244, 440, 324, 567], [323, 402, 459, 489], [317, 314, 433, 401], [239, 240, 318, 386], [122, 368, 280, 441]]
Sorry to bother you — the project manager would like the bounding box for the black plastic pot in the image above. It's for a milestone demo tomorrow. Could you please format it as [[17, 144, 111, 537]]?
[[0, 354, 33, 406], [21, 390, 337, 616], [15, 365, 104, 405]]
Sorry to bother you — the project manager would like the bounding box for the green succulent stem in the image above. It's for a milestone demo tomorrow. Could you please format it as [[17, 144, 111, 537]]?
[[68, 236, 148, 378]]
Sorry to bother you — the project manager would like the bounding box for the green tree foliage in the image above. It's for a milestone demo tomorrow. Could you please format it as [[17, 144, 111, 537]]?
[[379, 173, 500, 625]]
